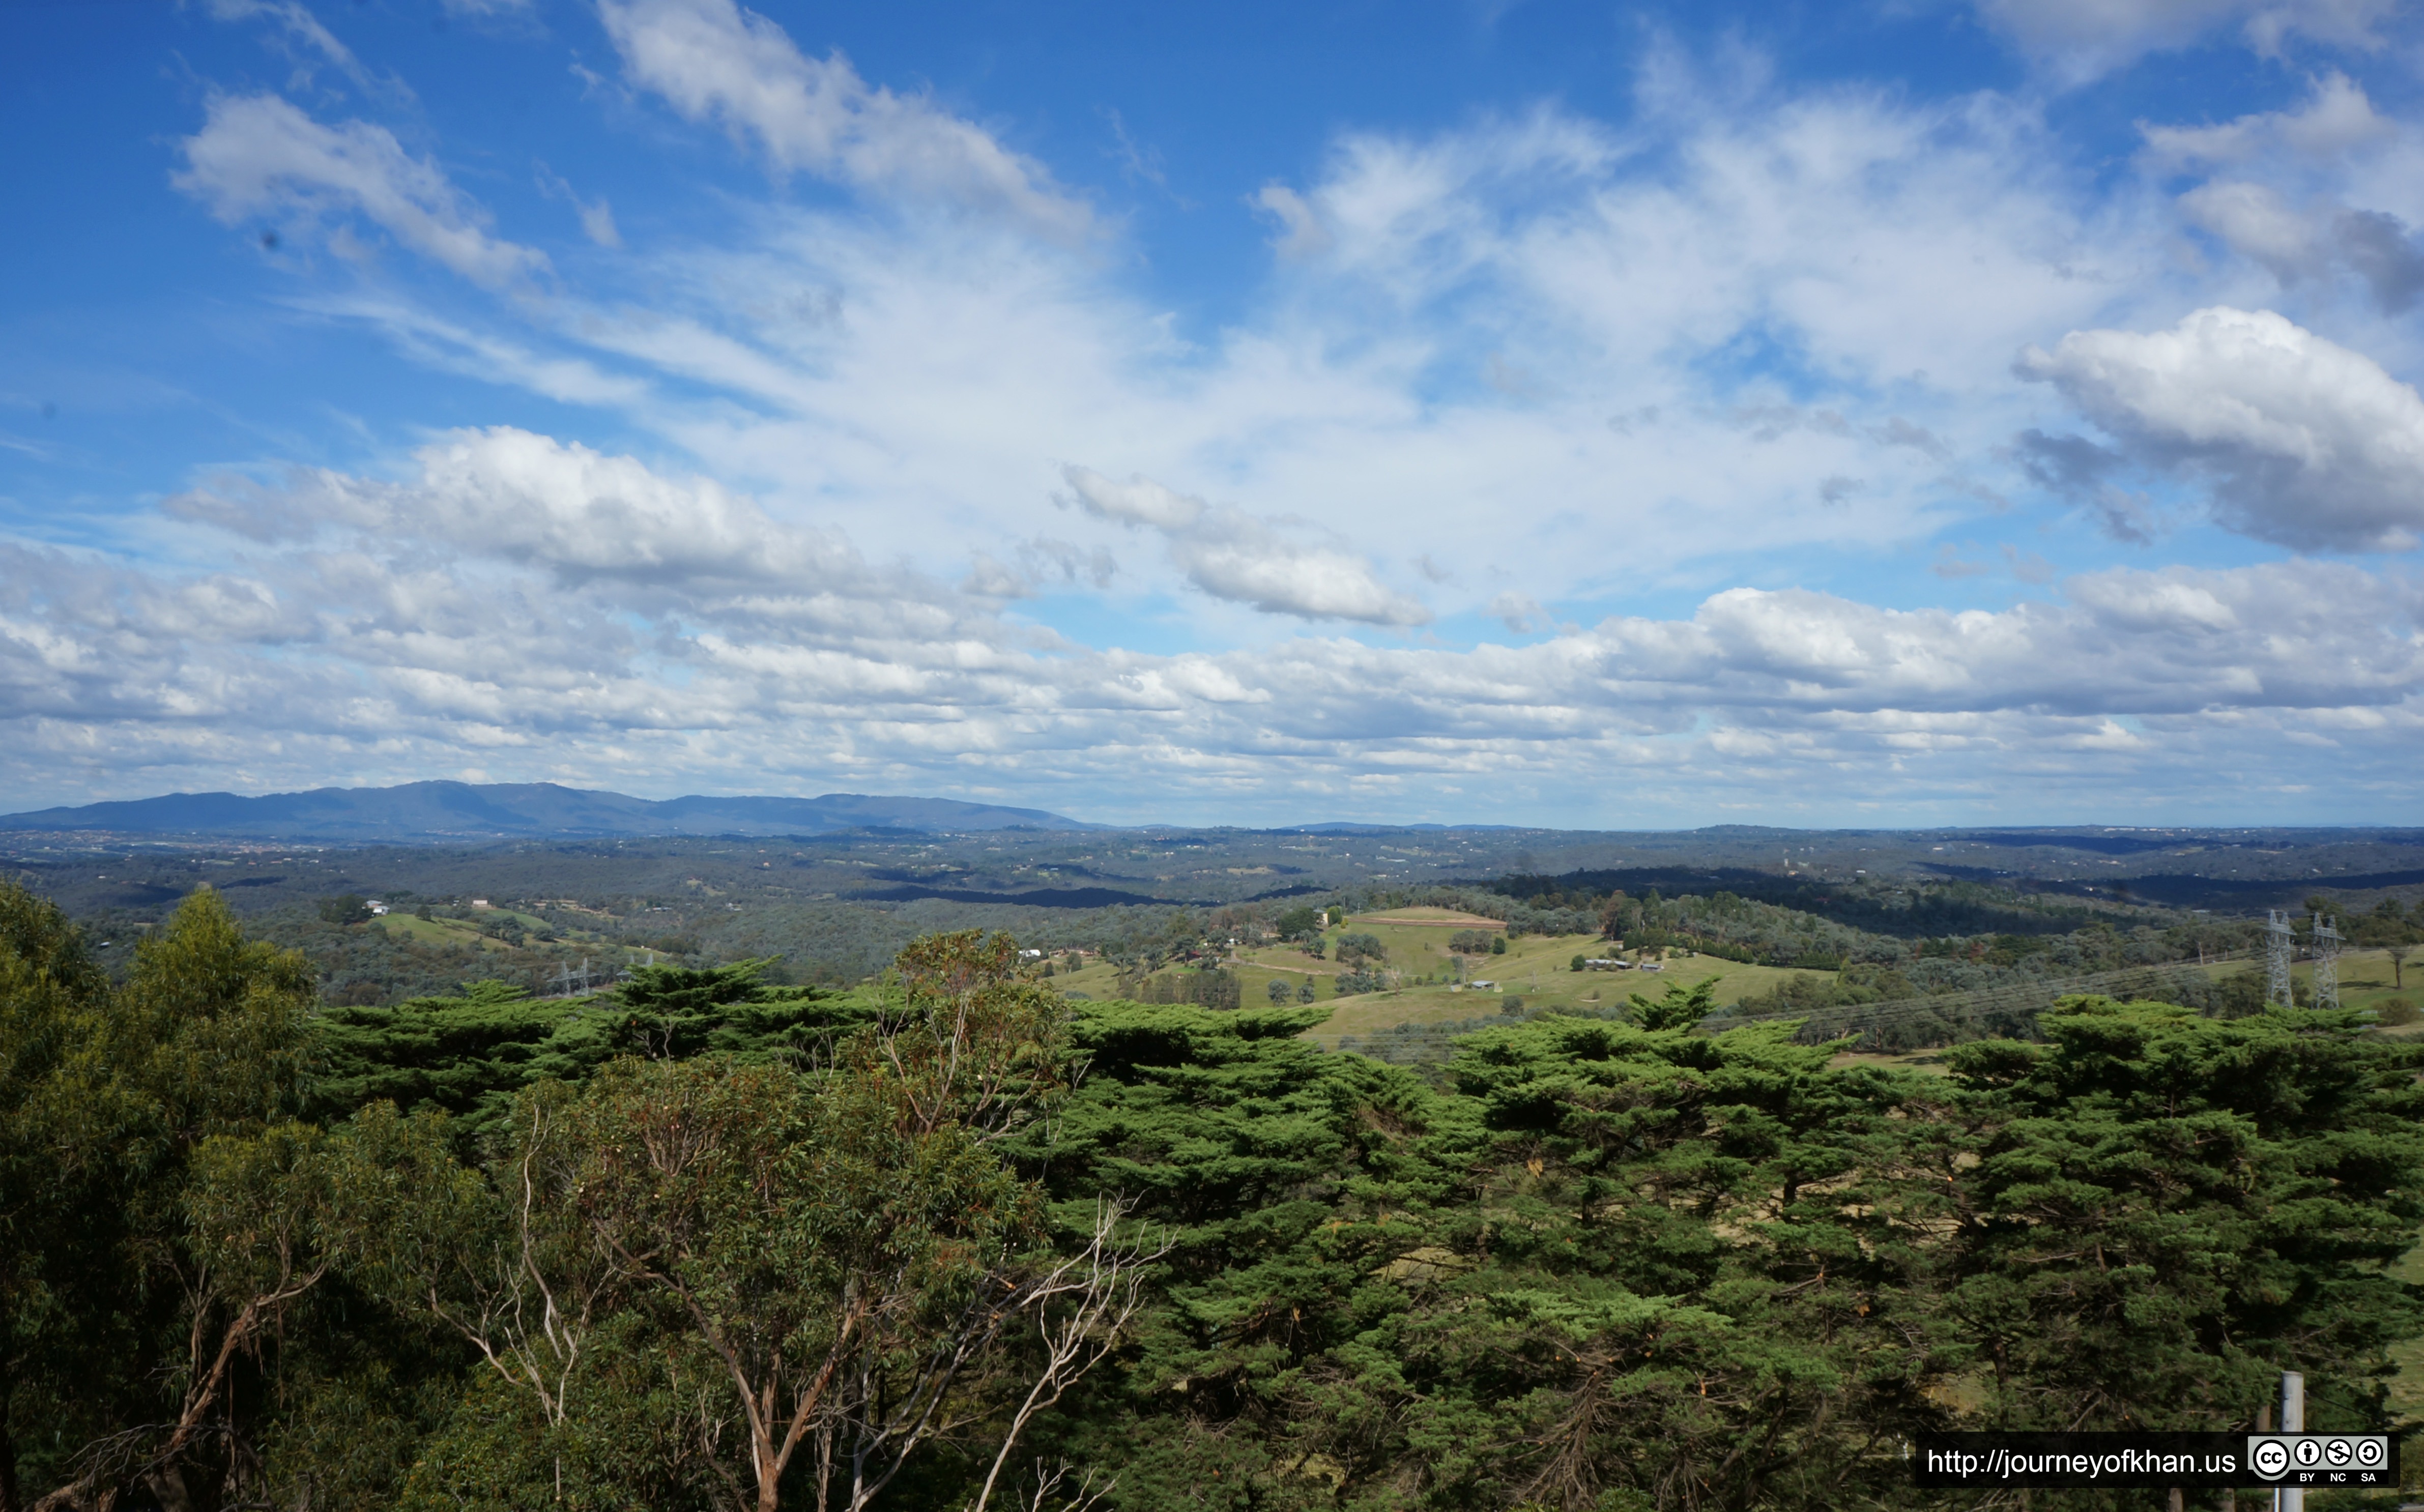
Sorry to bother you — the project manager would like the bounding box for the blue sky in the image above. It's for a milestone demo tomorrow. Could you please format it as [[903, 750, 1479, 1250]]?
[[5, 0, 2424, 826]]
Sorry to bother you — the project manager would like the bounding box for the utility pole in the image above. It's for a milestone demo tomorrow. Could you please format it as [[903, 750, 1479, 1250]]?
[[2265, 911, 2297, 1010], [2311, 917, 2342, 1011]]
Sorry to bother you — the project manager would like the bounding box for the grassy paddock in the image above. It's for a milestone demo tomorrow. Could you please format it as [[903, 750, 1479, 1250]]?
[[1041, 909, 1835, 1046], [370, 913, 501, 949]]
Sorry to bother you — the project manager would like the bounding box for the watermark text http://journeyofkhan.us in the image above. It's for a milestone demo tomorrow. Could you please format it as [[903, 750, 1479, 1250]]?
[[1911, 1433, 2396, 1489]]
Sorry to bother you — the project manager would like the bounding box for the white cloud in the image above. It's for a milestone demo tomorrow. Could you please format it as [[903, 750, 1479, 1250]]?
[[1169, 537, 1431, 627], [536, 164, 623, 248], [170, 428, 885, 612], [2017, 306, 2424, 551], [1489, 592, 1553, 632], [206, 0, 406, 99], [577, 200, 622, 248], [2333, 207, 2424, 311], [2003, 544, 2057, 584], [2144, 75, 2424, 312], [11, 442, 2422, 819], [103, 42, 2424, 819], [1061, 466, 1430, 625], [302, 296, 652, 408], [2176, 185, 2424, 312], [2141, 71, 2392, 168], [1016, 538, 1118, 590], [1252, 184, 1332, 260], [174, 94, 548, 287], [1976, 0, 2395, 83], [595, 0, 1091, 243], [1061, 468, 1204, 532], [1930, 546, 1991, 579], [2178, 180, 2325, 281], [446, 71, 2137, 631]]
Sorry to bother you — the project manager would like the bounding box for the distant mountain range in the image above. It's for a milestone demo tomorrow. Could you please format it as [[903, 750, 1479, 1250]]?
[[0, 781, 1100, 841]]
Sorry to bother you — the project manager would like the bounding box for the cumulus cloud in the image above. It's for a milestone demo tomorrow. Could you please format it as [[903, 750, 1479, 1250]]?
[[174, 94, 547, 287], [2179, 180, 2324, 281], [2017, 307, 2424, 551], [272, 53, 2174, 634], [1976, 0, 2396, 83], [107, 43, 2424, 817], [443, 69, 2151, 636], [1061, 466, 1430, 625], [2330, 208, 2424, 311], [1171, 538, 1431, 626], [2175, 181, 2424, 312], [9, 442, 2424, 819], [1061, 469, 1204, 532], [2147, 74, 2424, 311], [171, 428, 867, 594], [596, 0, 1091, 242]]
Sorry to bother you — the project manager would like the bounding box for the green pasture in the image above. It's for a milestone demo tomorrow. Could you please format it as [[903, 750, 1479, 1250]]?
[[1046, 926, 2424, 1071], [2206, 946, 2420, 1017], [1043, 906, 1834, 1050], [371, 912, 501, 949], [366, 906, 576, 949]]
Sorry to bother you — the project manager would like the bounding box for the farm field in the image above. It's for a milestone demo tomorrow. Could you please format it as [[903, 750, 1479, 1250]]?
[[2207, 946, 2419, 1016], [2298, 946, 2418, 1014], [367, 906, 622, 956], [1044, 905, 1837, 1051], [1043, 926, 2424, 1065], [370, 912, 500, 949]]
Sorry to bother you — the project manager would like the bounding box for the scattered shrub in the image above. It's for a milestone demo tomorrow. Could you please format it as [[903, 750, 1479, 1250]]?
[[1335, 931, 1385, 967]]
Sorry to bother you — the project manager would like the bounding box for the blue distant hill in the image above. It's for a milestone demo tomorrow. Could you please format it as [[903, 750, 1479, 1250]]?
[[0, 781, 1100, 841]]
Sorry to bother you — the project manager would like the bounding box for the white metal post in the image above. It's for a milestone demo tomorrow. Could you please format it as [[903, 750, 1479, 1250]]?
[[2278, 1371, 2304, 1512]]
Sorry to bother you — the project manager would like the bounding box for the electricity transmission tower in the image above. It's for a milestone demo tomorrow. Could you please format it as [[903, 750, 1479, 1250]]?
[[2312, 914, 2343, 1010], [2265, 910, 2297, 1009]]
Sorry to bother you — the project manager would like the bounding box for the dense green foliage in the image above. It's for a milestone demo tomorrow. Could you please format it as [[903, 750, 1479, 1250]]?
[[303, 961, 877, 1144], [1, 884, 322, 1512], [5, 880, 2422, 1511]]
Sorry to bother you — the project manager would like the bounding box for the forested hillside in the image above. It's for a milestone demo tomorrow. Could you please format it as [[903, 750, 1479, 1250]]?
[[5, 881, 2422, 1511], [17, 826, 2424, 1012]]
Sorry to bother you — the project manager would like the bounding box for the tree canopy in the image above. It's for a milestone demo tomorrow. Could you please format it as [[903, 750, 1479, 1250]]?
[[5, 879, 2422, 1511]]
